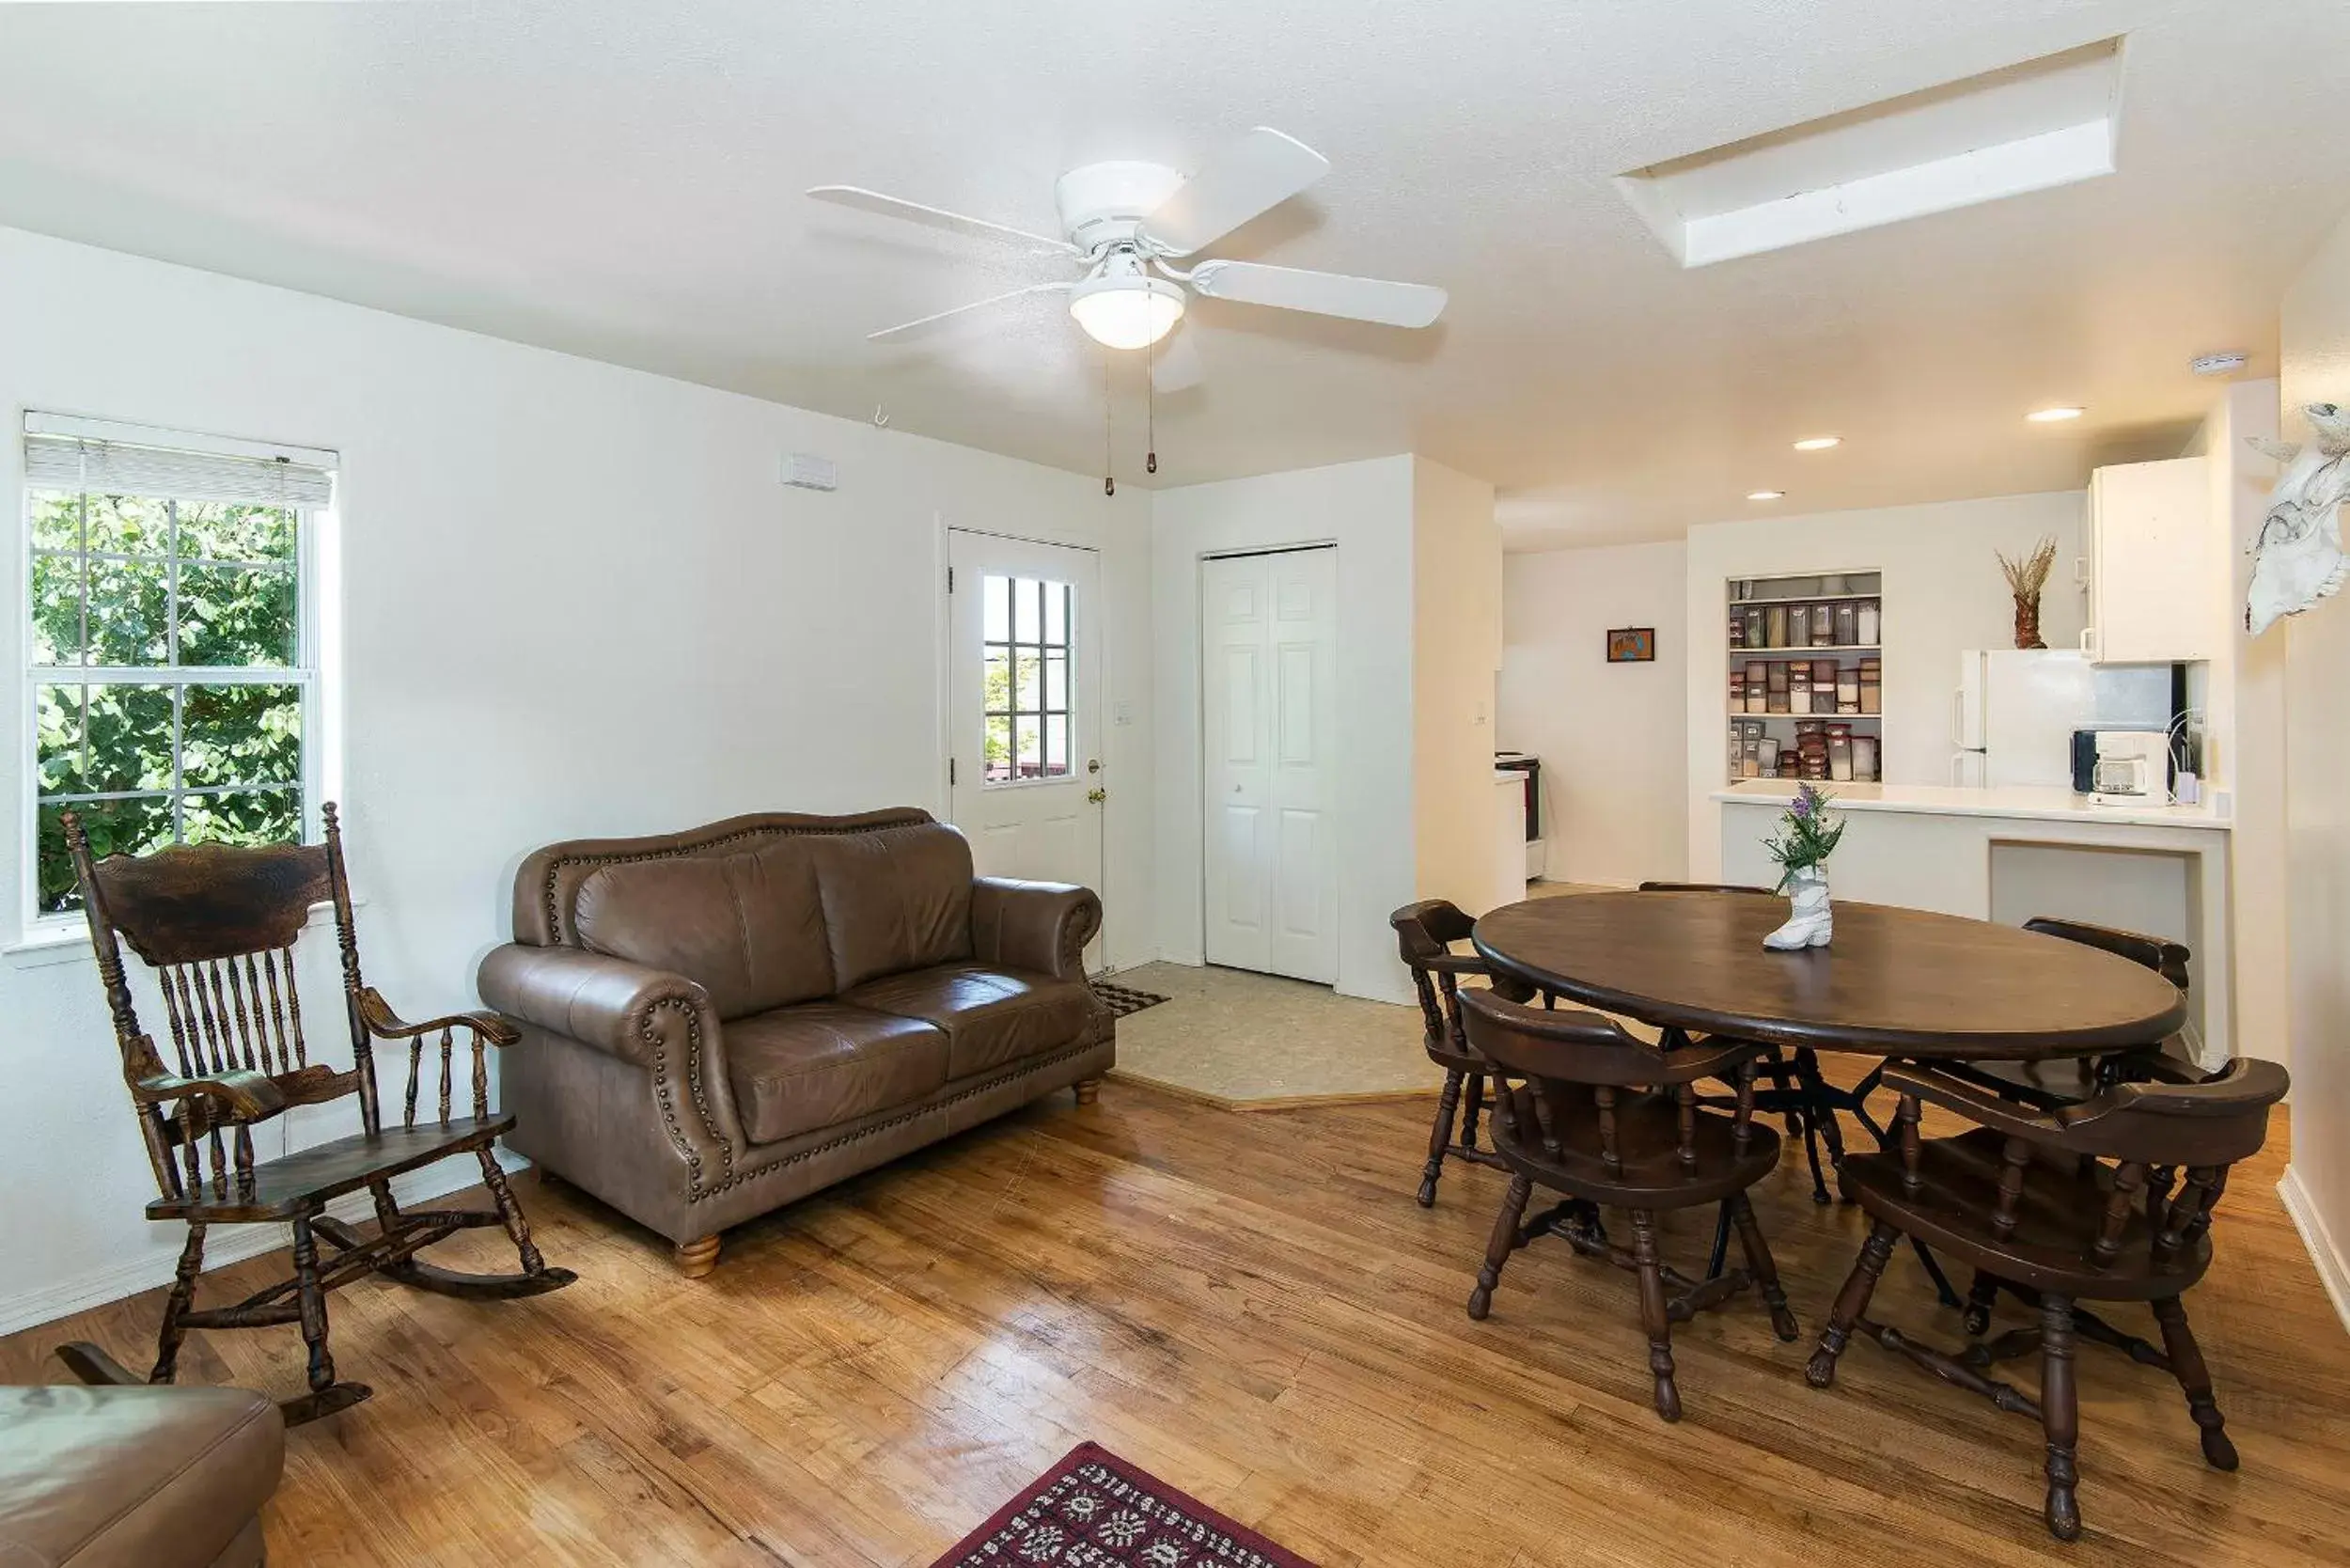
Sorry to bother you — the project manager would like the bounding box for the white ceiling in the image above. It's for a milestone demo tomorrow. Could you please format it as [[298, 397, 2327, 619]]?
[[1, 0, 2344, 547]]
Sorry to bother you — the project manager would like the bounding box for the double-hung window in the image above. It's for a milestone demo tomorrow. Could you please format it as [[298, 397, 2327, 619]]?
[[22, 417, 334, 925]]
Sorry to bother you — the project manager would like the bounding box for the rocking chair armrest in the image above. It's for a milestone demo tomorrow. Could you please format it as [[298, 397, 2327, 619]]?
[[357, 987, 522, 1047], [132, 1067, 286, 1122], [475, 944, 717, 1068]]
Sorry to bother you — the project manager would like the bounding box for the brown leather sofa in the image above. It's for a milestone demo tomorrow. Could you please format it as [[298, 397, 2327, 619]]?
[[0, 1385, 284, 1567], [477, 808, 1112, 1276]]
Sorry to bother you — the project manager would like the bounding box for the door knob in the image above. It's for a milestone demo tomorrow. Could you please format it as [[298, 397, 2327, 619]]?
[[1087, 788, 1106, 804]]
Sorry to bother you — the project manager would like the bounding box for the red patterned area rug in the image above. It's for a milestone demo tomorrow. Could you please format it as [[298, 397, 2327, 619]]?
[[931, 1442, 1319, 1567]]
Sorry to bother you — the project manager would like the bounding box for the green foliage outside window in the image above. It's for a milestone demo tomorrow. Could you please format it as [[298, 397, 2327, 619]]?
[[28, 489, 307, 915]]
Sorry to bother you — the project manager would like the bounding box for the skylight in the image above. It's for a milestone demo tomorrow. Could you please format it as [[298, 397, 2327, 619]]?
[[1616, 39, 2125, 268]]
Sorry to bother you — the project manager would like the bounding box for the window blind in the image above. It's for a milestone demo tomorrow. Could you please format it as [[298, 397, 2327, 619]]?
[[24, 433, 336, 509]]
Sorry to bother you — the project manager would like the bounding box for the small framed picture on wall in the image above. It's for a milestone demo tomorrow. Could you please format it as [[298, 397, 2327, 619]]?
[[1606, 627, 1656, 663]]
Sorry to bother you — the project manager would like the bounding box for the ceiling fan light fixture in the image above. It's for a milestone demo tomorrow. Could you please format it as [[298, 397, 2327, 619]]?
[[1069, 274, 1186, 350]]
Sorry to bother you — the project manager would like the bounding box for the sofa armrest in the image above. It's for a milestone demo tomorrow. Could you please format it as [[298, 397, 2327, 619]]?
[[969, 877, 1102, 983], [477, 945, 715, 1069]]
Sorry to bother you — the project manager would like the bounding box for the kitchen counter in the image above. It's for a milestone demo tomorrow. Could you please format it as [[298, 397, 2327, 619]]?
[[1711, 779, 2232, 832], [1715, 779, 2234, 1063]]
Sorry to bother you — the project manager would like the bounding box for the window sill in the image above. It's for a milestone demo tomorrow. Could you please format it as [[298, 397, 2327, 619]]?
[[5, 898, 363, 971]]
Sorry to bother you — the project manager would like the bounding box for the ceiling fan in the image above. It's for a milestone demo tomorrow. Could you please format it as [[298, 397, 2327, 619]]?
[[808, 127, 1447, 390]]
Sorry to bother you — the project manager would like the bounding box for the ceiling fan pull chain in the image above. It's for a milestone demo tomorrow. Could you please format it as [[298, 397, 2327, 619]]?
[[1103, 354, 1116, 497], [1146, 334, 1158, 476]]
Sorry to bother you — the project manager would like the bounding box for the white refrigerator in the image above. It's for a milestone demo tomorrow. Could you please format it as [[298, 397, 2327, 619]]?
[[1952, 651, 2170, 788]]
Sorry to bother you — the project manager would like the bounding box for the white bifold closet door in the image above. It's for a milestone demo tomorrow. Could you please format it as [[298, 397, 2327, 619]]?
[[1200, 546, 1339, 982]]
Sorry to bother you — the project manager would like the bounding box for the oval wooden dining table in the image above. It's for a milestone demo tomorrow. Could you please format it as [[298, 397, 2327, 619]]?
[[1471, 890, 2187, 1061], [1471, 889, 2189, 1302]]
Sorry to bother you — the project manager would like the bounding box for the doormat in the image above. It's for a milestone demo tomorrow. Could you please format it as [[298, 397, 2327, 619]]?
[[1091, 980, 1170, 1019], [931, 1441, 1318, 1567]]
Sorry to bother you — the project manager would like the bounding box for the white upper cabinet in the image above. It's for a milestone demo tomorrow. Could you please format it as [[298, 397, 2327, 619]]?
[[2081, 457, 2218, 665]]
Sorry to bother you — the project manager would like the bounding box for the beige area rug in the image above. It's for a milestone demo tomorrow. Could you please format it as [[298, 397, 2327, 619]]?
[[1100, 960, 1445, 1109], [1100, 884, 1620, 1107]]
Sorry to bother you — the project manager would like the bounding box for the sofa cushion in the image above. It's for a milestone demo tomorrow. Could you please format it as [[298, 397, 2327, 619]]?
[[0, 1384, 283, 1568], [809, 822, 976, 990], [843, 963, 1094, 1079], [725, 1002, 949, 1145], [573, 837, 833, 1020]]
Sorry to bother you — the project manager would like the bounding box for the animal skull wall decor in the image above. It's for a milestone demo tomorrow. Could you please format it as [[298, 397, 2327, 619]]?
[[2246, 402, 2350, 637]]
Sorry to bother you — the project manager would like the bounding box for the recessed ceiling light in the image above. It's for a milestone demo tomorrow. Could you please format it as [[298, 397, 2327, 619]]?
[[2191, 352, 2248, 377], [1747, 490, 1786, 501], [2027, 406, 2086, 423], [1793, 436, 1841, 451]]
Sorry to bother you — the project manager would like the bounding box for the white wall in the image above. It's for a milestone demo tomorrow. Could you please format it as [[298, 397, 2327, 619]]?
[[0, 224, 1155, 1330], [1500, 541, 1689, 886], [1684, 492, 2088, 876], [1411, 459, 1505, 913], [2186, 383, 2287, 1063], [1151, 456, 1418, 1003], [2280, 209, 2350, 1331]]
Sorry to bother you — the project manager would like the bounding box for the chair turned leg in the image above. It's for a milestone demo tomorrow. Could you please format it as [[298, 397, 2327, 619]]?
[[478, 1146, 550, 1277], [1461, 1072, 1487, 1152], [1965, 1270, 2002, 1338], [1730, 1193, 1799, 1341], [675, 1233, 721, 1279], [1467, 1174, 1531, 1320], [1793, 1050, 1846, 1199], [1630, 1210, 1681, 1421], [1419, 1070, 1467, 1208], [1073, 1078, 1102, 1105], [1808, 1217, 1899, 1388], [2153, 1295, 2237, 1470], [290, 1211, 337, 1394], [149, 1223, 207, 1384], [2041, 1294, 2083, 1541]]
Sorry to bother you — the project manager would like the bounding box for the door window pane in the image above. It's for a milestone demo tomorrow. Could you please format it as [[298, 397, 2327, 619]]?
[[979, 572, 1075, 784]]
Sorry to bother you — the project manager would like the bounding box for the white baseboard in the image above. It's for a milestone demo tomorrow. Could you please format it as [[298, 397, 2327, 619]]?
[[0, 1148, 529, 1340], [2279, 1162, 2350, 1339]]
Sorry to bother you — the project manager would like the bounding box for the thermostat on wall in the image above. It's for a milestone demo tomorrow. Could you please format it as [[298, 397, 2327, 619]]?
[[781, 452, 837, 491]]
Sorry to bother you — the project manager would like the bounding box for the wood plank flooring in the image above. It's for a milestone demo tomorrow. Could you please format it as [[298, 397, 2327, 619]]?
[[6, 1083, 2346, 1567]]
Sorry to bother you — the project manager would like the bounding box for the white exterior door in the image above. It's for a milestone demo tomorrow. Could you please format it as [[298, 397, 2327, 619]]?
[[947, 530, 1104, 966], [1200, 547, 1338, 982]]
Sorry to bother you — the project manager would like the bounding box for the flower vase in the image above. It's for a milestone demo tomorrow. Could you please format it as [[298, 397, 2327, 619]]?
[[1762, 864, 1834, 950], [2013, 593, 2046, 650]]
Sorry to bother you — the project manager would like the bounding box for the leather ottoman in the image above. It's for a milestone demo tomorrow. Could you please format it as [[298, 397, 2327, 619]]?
[[0, 1385, 284, 1567]]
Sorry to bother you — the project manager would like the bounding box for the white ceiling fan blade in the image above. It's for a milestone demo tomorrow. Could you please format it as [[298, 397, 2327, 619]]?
[[1187, 259, 1447, 327], [808, 185, 1080, 257], [1151, 328, 1204, 393], [1142, 128, 1330, 258], [867, 281, 1073, 342]]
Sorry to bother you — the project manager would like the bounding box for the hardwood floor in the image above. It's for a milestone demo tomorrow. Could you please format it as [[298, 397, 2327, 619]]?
[[7, 1083, 2346, 1566]]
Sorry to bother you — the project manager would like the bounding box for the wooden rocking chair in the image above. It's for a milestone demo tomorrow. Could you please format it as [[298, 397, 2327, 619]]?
[[55, 803, 575, 1426]]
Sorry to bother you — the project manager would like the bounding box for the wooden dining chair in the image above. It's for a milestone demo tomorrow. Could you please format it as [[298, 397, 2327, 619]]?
[[1804, 1056, 2288, 1541], [1391, 900, 1533, 1206], [55, 805, 576, 1425], [1457, 986, 1798, 1421], [1953, 917, 2198, 1110]]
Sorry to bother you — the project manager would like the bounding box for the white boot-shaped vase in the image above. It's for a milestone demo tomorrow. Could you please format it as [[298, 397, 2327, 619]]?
[[1763, 865, 1833, 950]]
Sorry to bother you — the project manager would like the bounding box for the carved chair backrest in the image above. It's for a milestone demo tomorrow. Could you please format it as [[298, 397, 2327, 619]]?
[[2023, 916, 2192, 995], [1461, 987, 1765, 1180], [1888, 1058, 2288, 1275], [1390, 899, 1534, 1058], [66, 802, 375, 1201]]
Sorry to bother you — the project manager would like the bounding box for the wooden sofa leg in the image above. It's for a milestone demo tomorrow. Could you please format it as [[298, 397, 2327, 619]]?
[[1073, 1078, 1102, 1105], [674, 1234, 721, 1279]]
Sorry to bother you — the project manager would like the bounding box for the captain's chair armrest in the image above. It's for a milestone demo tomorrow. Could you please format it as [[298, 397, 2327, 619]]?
[[476, 944, 717, 1068], [969, 877, 1102, 982]]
